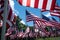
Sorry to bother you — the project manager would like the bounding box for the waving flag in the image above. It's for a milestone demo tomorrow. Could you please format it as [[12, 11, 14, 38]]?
[[42, 14, 60, 28], [26, 10, 33, 22], [18, 0, 56, 11], [0, 0, 17, 28], [50, 5, 60, 18]]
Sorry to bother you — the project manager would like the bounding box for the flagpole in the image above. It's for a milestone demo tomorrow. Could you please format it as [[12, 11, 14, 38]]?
[[1, 0, 8, 40]]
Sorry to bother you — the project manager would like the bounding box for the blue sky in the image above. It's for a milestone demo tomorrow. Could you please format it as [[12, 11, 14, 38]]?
[[9, 0, 60, 26]]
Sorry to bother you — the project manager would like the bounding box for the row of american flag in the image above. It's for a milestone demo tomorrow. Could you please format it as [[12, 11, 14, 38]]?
[[17, 0, 60, 34], [26, 10, 60, 35], [0, 0, 60, 38], [18, 0, 60, 18]]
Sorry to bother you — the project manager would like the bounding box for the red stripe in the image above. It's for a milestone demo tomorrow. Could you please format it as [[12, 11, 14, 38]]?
[[18, 0, 22, 5], [51, 13, 60, 17], [34, 0, 39, 8], [8, 8, 12, 20], [6, 23, 10, 28], [13, 15, 17, 23], [27, 0, 30, 7], [55, 6, 60, 10], [42, 0, 48, 10], [50, 0, 56, 11]]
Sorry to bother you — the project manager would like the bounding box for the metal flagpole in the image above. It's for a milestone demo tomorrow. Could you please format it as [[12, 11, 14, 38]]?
[[1, 0, 8, 40]]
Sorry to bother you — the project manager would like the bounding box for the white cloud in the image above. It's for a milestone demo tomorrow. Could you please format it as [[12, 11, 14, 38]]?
[[20, 20, 25, 24]]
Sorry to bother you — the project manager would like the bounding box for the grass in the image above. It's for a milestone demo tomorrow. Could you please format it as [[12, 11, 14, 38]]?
[[36, 37, 60, 40]]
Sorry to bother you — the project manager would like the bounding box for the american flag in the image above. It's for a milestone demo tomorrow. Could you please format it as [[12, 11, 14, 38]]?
[[34, 18, 54, 28], [42, 14, 60, 28], [26, 11, 52, 35], [25, 27, 30, 33], [18, 0, 56, 11], [0, 0, 17, 28], [26, 10, 54, 27], [34, 19, 50, 35], [26, 10, 41, 22], [26, 10, 34, 22], [50, 5, 60, 18]]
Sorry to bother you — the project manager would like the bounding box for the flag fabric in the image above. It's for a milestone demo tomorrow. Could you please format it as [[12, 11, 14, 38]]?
[[26, 10, 40, 22], [25, 27, 30, 33], [26, 11, 54, 35], [26, 10, 54, 27], [55, 5, 60, 10], [26, 10, 34, 22], [50, 5, 60, 18], [0, 0, 17, 28], [52, 17, 57, 22], [42, 14, 60, 28], [50, 12, 60, 18], [34, 20, 50, 35], [42, 14, 50, 21], [18, 0, 56, 11]]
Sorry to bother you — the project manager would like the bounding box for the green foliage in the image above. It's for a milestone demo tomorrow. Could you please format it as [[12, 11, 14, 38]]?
[[16, 16, 27, 31]]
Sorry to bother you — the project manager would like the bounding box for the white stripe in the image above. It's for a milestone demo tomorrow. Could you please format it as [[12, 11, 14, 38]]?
[[36, 21, 41, 27], [46, 0, 52, 10], [22, 0, 27, 6], [7, 20, 12, 26], [30, 0, 35, 7], [51, 13, 60, 16], [55, 7, 60, 10], [54, 10, 60, 13], [38, 0, 44, 9], [10, 13, 14, 21]]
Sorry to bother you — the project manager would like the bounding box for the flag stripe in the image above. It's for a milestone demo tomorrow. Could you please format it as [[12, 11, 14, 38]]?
[[51, 12, 60, 17], [35, 20, 41, 27], [54, 10, 60, 13], [26, 15, 33, 22], [42, 0, 48, 10], [22, 0, 27, 6], [55, 6, 60, 10], [34, 0, 39, 8], [38, 0, 43, 9], [50, 0, 56, 11], [8, 8, 12, 20], [18, 0, 56, 11], [30, 0, 35, 8], [27, 0, 30, 7], [10, 13, 15, 21], [18, 0, 22, 5], [46, 0, 52, 10]]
